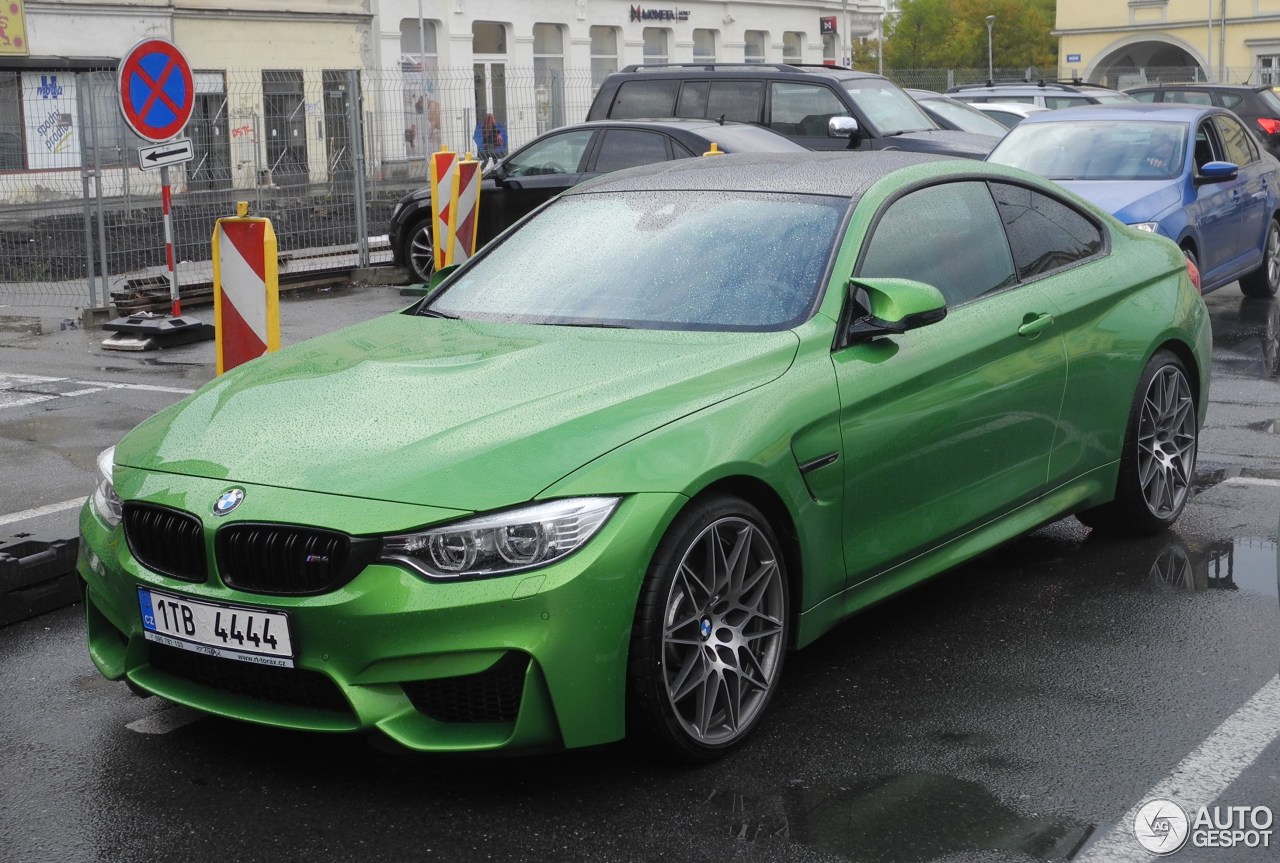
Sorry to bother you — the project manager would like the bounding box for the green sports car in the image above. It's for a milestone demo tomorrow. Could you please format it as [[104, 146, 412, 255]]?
[[81, 152, 1211, 761]]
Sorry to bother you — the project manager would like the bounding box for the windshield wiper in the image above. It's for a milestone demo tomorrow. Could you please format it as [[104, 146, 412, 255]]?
[[547, 321, 633, 329], [418, 307, 460, 320]]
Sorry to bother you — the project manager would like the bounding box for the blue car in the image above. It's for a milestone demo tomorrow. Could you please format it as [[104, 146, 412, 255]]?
[[987, 103, 1280, 296]]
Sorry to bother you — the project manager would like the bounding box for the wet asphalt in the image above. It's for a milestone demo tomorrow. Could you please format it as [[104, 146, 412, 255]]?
[[0, 282, 1276, 863]]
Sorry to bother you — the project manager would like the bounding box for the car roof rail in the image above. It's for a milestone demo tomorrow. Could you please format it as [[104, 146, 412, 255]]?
[[949, 77, 1102, 91], [617, 62, 852, 73]]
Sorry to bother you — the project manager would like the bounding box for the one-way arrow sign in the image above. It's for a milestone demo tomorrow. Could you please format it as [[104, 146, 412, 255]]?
[[137, 137, 194, 171]]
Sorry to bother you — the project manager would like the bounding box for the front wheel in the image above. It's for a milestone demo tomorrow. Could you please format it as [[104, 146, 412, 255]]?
[[1077, 351, 1198, 534], [400, 216, 435, 283], [627, 495, 790, 762], [1240, 217, 1280, 298]]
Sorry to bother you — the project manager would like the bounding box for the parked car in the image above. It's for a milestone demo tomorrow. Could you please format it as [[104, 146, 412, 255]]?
[[947, 79, 1137, 109], [82, 152, 1210, 761], [907, 89, 1010, 137], [586, 63, 996, 158], [1126, 82, 1280, 160], [971, 102, 1051, 128], [388, 118, 806, 281], [987, 103, 1280, 297]]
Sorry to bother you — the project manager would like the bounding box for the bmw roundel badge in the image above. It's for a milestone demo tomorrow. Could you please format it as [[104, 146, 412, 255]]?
[[213, 488, 245, 516]]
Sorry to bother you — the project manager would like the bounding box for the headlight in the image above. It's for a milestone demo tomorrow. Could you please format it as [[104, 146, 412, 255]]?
[[379, 497, 619, 579], [1129, 222, 1160, 233], [91, 445, 122, 528]]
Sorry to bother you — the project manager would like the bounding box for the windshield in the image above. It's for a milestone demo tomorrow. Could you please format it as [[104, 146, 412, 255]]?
[[923, 98, 1009, 136], [989, 120, 1188, 181], [423, 191, 847, 331], [843, 79, 937, 135]]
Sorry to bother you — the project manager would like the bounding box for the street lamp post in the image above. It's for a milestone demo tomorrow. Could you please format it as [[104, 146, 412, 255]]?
[[985, 15, 995, 82]]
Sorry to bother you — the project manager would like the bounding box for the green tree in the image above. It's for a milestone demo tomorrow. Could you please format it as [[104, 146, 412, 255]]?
[[883, 0, 1057, 74]]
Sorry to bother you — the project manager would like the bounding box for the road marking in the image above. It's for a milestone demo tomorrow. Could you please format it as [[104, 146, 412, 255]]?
[[0, 372, 196, 409], [1078, 674, 1280, 862], [126, 705, 206, 735], [1223, 476, 1280, 487], [0, 497, 85, 527]]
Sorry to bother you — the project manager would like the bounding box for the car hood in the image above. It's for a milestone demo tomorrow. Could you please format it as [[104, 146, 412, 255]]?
[[887, 129, 996, 158], [116, 314, 800, 511], [1053, 179, 1183, 225]]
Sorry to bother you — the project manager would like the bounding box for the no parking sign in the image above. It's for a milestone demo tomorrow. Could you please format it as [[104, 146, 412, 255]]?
[[117, 38, 194, 142]]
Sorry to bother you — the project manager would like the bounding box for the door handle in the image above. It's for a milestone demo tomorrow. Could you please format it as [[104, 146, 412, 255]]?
[[1017, 313, 1056, 338]]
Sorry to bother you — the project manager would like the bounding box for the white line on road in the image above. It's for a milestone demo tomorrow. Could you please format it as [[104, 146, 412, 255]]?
[[0, 497, 85, 527], [1077, 674, 1280, 862], [1223, 476, 1280, 487]]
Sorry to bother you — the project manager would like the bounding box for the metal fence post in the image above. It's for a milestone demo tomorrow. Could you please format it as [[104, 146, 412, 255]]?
[[347, 69, 369, 268], [75, 72, 99, 308]]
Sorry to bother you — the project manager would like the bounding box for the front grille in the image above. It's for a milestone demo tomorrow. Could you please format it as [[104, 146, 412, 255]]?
[[216, 523, 378, 595], [402, 652, 529, 723], [147, 642, 352, 714], [123, 502, 207, 582]]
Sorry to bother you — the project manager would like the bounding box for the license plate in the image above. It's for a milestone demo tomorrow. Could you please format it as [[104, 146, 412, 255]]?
[[138, 588, 295, 668]]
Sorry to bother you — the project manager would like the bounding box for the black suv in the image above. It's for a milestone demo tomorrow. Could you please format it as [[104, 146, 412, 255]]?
[[1125, 83, 1280, 160], [586, 64, 996, 158], [946, 79, 1136, 109]]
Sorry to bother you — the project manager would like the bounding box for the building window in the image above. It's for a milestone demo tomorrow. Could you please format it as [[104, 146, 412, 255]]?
[[783, 32, 804, 64], [590, 26, 619, 88], [1, 72, 24, 170], [693, 29, 717, 63], [399, 18, 437, 55], [822, 33, 836, 65], [534, 23, 566, 132], [643, 28, 669, 65], [745, 31, 767, 64], [1262, 55, 1280, 86], [473, 21, 507, 54]]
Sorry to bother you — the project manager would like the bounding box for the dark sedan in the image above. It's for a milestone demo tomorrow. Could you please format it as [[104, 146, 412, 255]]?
[[388, 119, 806, 281]]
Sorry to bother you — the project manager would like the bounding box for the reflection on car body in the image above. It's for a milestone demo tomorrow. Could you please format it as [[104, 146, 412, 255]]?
[[81, 152, 1211, 761]]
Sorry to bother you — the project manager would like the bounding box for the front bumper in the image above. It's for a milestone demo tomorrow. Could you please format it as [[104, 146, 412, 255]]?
[[79, 474, 682, 752]]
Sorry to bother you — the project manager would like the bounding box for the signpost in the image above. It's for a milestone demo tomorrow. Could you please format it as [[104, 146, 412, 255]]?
[[104, 38, 213, 351]]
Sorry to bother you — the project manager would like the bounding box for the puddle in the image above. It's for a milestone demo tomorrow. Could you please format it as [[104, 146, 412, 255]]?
[[1147, 538, 1279, 597], [712, 774, 1091, 861]]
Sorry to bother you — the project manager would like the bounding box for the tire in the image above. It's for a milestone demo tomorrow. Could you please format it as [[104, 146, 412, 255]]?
[[1076, 350, 1198, 535], [1240, 217, 1280, 298], [627, 494, 790, 762], [400, 216, 435, 283]]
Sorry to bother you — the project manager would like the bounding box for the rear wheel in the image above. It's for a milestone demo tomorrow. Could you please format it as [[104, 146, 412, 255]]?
[[1240, 217, 1280, 298], [1076, 351, 1197, 534], [627, 495, 789, 762], [400, 216, 434, 283]]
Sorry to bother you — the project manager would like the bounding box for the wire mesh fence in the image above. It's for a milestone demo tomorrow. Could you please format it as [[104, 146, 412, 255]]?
[[1, 62, 1274, 314]]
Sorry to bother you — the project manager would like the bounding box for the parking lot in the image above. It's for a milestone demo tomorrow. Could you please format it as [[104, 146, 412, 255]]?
[[0, 279, 1275, 863]]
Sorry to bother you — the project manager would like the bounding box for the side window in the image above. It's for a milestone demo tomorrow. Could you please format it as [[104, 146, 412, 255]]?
[[609, 80, 679, 119], [592, 129, 671, 173], [989, 183, 1104, 280], [1214, 114, 1258, 165], [768, 82, 849, 136], [706, 81, 764, 123], [1195, 121, 1224, 170], [1130, 91, 1158, 103], [504, 130, 594, 177], [1165, 89, 1214, 106], [1218, 93, 1244, 110], [858, 181, 1016, 306], [1044, 96, 1090, 110], [676, 82, 709, 118]]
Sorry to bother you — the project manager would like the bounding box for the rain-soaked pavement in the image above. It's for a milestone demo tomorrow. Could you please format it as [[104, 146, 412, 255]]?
[[0, 283, 1276, 863]]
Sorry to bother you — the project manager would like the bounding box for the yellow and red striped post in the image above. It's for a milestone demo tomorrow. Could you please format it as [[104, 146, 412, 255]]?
[[211, 202, 280, 375], [429, 148, 483, 271]]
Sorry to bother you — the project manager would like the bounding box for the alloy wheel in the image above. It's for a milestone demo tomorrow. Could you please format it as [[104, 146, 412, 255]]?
[[1137, 365, 1196, 519], [660, 517, 786, 746], [408, 224, 434, 281]]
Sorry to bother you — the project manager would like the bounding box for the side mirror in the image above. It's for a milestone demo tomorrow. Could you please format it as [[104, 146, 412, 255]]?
[[845, 277, 947, 342], [829, 116, 861, 148], [1196, 160, 1239, 184], [427, 264, 459, 292]]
